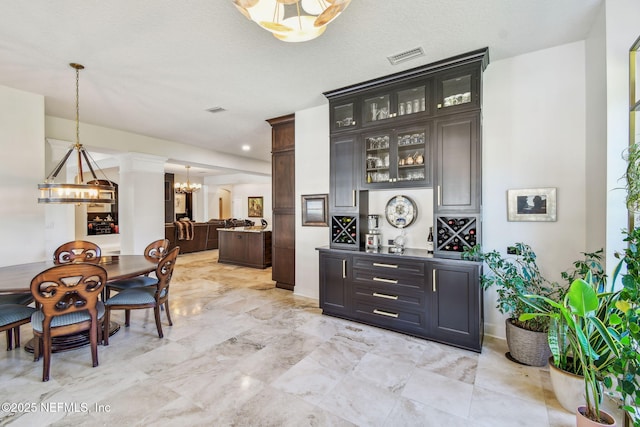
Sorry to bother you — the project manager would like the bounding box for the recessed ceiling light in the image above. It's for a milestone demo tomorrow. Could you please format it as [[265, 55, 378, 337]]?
[[242, 145, 250, 151]]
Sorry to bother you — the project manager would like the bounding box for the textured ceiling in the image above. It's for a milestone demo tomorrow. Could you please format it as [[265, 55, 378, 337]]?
[[0, 0, 603, 175]]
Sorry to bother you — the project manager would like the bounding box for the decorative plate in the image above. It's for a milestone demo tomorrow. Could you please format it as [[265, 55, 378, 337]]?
[[385, 195, 417, 228]]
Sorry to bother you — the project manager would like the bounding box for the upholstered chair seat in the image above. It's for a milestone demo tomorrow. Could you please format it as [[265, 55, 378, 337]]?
[[0, 304, 36, 350]]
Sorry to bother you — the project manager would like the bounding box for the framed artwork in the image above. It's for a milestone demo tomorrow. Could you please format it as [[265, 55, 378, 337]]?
[[302, 194, 328, 226], [248, 196, 263, 217], [507, 188, 557, 222], [175, 193, 186, 214]]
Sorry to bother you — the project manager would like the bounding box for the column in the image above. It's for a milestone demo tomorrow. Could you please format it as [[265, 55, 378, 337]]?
[[118, 153, 167, 255]]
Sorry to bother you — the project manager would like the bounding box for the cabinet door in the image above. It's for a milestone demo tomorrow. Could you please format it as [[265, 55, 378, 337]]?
[[434, 64, 480, 115], [330, 98, 358, 132], [319, 252, 352, 317], [330, 136, 359, 212], [429, 261, 482, 352], [435, 112, 480, 213]]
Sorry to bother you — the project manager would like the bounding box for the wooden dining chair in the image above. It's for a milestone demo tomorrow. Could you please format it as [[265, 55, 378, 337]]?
[[0, 293, 34, 350], [103, 246, 179, 345], [0, 303, 36, 351], [53, 240, 101, 264], [30, 263, 107, 382], [106, 239, 169, 298]]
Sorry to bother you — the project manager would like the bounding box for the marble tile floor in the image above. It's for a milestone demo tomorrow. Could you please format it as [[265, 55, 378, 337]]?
[[0, 250, 622, 426]]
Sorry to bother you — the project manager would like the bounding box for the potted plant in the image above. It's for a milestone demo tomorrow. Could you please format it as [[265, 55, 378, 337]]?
[[608, 228, 640, 426], [540, 250, 607, 412], [463, 243, 561, 366], [520, 272, 621, 426]]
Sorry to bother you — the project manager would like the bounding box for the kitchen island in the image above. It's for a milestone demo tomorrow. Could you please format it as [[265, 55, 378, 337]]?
[[218, 228, 272, 269]]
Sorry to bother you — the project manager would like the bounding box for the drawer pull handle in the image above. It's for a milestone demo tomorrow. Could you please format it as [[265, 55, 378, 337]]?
[[373, 292, 398, 300], [373, 277, 398, 284], [372, 262, 398, 269], [373, 309, 399, 318]]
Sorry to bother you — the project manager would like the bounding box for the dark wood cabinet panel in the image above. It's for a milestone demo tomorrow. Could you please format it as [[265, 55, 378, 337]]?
[[218, 230, 272, 269], [319, 251, 351, 317], [268, 114, 295, 291], [269, 114, 295, 152], [435, 112, 480, 213], [330, 136, 359, 212], [273, 150, 295, 211], [429, 261, 482, 351], [318, 248, 483, 352]]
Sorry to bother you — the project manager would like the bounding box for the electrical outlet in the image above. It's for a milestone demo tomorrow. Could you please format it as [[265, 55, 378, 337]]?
[[507, 246, 519, 255]]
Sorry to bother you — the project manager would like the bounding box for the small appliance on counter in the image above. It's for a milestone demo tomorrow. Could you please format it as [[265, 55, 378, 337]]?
[[365, 214, 382, 252]]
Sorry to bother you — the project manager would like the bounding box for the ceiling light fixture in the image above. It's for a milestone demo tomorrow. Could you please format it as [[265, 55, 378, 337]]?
[[38, 63, 116, 204], [174, 165, 202, 194], [233, 0, 352, 43]]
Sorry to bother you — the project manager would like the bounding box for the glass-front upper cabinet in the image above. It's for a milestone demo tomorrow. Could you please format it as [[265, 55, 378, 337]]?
[[362, 83, 429, 127], [434, 65, 480, 114], [363, 124, 431, 189], [330, 98, 358, 132]]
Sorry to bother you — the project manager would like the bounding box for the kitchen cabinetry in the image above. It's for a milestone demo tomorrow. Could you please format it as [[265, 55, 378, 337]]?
[[218, 229, 272, 269], [325, 48, 488, 257], [268, 114, 295, 290], [434, 112, 480, 213], [429, 261, 482, 350], [318, 248, 483, 352], [319, 251, 352, 317], [362, 123, 431, 188], [329, 135, 369, 250]]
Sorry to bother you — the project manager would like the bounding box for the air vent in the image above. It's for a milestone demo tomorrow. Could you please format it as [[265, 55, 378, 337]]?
[[205, 106, 226, 114], [387, 47, 425, 65]]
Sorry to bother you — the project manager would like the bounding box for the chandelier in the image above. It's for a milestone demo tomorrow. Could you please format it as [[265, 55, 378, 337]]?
[[233, 0, 352, 43], [38, 63, 116, 204], [174, 166, 202, 194]]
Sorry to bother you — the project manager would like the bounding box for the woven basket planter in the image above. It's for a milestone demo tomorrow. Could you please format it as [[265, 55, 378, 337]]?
[[505, 318, 550, 367]]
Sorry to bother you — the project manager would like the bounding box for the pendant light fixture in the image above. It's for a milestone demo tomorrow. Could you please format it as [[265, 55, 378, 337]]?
[[38, 63, 116, 204], [174, 165, 202, 194], [233, 0, 352, 43]]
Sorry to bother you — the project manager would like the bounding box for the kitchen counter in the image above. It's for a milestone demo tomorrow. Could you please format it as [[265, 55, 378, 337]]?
[[218, 228, 272, 269]]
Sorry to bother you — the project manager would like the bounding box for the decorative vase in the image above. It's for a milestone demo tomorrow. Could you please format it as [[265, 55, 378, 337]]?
[[504, 318, 550, 367], [548, 357, 588, 413], [576, 406, 616, 426], [548, 356, 604, 414]]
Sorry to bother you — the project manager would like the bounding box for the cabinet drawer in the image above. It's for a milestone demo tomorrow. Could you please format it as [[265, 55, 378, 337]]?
[[354, 284, 425, 310], [352, 269, 426, 292], [352, 255, 425, 276], [354, 300, 427, 334]]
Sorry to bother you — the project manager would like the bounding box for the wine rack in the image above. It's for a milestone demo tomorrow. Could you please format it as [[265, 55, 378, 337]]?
[[331, 215, 359, 248], [435, 216, 479, 257]]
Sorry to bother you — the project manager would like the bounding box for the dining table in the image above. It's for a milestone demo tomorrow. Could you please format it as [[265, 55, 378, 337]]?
[[0, 255, 158, 352]]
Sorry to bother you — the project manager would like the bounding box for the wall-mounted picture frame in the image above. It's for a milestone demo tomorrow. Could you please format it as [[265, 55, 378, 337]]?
[[248, 196, 263, 218], [175, 193, 186, 214], [302, 194, 328, 226], [507, 187, 557, 222]]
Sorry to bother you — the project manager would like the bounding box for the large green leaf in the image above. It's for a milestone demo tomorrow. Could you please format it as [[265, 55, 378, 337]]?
[[567, 278, 598, 316]]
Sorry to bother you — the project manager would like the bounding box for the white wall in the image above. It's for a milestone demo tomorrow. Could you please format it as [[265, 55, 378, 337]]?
[[295, 105, 331, 300], [0, 85, 46, 265], [229, 183, 272, 226], [482, 42, 588, 338]]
